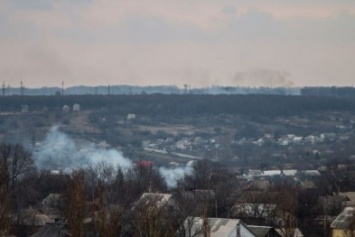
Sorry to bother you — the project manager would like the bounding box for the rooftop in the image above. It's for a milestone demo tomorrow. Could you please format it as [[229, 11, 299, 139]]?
[[331, 207, 355, 229]]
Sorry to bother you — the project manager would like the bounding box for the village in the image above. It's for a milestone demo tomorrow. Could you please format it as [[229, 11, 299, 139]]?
[[6, 152, 355, 237], [1, 94, 355, 237]]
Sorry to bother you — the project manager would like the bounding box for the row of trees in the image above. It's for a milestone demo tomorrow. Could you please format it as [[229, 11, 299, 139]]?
[[1, 94, 355, 117]]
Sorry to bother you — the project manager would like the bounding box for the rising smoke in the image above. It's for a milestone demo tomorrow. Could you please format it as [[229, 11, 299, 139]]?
[[33, 126, 193, 187], [159, 161, 194, 187], [233, 68, 294, 88], [33, 126, 132, 170]]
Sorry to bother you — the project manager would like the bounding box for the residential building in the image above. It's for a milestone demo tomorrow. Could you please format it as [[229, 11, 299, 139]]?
[[181, 217, 256, 237], [331, 207, 355, 237]]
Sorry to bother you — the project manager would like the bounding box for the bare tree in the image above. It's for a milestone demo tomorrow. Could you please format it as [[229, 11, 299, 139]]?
[[0, 144, 34, 190], [65, 170, 86, 237], [177, 160, 240, 218], [274, 186, 298, 237], [132, 194, 179, 237], [125, 164, 167, 200], [0, 165, 11, 237], [93, 181, 125, 237], [0, 143, 35, 226]]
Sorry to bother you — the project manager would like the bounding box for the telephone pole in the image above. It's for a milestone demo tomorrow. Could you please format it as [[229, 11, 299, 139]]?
[[2, 81, 5, 96], [20, 81, 24, 96]]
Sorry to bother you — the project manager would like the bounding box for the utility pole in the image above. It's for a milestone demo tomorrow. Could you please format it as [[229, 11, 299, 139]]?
[[107, 84, 110, 95], [2, 81, 5, 96], [20, 81, 24, 96], [62, 81, 64, 96]]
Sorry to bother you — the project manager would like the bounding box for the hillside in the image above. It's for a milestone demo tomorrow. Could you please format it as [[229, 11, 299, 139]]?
[[1, 94, 355, 171]]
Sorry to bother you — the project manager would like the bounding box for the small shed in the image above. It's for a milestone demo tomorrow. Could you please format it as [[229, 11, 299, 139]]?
[[72, 103, 80, 112], [127, 113, 136, 120], [62, 105, 70, 113], [21, 104, 29, 113]]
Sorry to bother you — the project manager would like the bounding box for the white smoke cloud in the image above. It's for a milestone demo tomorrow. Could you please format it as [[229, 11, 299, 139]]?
[[33, 126, 132, 170], [159, 161, 194, 187], [34, 126, 195, 187]]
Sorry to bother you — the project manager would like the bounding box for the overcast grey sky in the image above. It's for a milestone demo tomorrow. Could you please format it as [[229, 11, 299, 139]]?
[[1, 0, 355, 88]]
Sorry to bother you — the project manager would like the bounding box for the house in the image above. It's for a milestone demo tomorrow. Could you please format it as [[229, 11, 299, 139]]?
[[132, 193, 181, 235], [132, 193, 179, 212], [72, 103, 80, 112], [62, 105, 70, 113], [243, 170, 263, 180], [42, 193, 61, 207], [299, 170, 321, 176], [181, 217, 256, 237], [299, 180, 317, 190], [13, 207, 55, 235], [319, 195, 348, 216], [331, 206, 355, 237], [231, 203, 279, 225], [275, 228, 304, 237], [248, 180, 271, 191], [180, 189, 216, 201], [21, 104, 29, 113], [338, 192, 355, 207], [261, 170, 282, 177], [247, 225, 282, 237], [282, 170, 298, 177], [176, 190, 217, 217], [127, 113, 136, 120], [30, 222, 69, 237], [39, 193, 63, 219]]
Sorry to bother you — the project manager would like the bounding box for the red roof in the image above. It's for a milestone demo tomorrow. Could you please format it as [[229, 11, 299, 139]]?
[[135, 160, 153, 167]]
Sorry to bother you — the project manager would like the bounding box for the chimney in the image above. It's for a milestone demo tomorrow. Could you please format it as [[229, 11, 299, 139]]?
[[236, 222, 241, 237]]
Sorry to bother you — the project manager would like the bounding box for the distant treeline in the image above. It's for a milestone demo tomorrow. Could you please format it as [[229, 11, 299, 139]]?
[[2, 85, 301, 96], [1, 94, 355, 117], [301, 87, 355, 97], [4, 85, 355, 97]]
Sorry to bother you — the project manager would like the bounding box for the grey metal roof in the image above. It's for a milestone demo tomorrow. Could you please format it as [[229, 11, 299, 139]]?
[[247, 225, 275, 237], [30, 223, 68, 237], [331, 207, 355, 229], [275, 228, 304, 237], [183, 217, 256, 237], [132, 192, 176, 210]]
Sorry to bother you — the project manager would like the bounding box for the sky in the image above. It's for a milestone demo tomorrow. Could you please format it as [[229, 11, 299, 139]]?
[[1, 0, 355, 88]]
